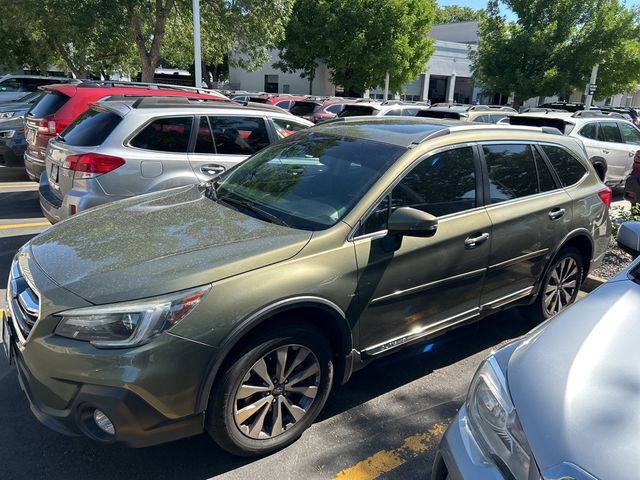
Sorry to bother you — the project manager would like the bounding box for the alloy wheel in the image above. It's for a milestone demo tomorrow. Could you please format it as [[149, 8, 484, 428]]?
[[544, 257, 579, 316], [233, 344, 321, 440]]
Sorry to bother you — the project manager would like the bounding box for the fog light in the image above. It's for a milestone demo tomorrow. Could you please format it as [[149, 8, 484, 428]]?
[[93, 409, 115, 435]]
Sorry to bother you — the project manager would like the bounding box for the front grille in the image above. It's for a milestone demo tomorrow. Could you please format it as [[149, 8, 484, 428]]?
[[8, 259, 40, 338]]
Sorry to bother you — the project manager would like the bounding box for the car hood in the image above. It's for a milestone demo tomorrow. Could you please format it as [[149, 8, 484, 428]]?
[[507, 278, 640, 479], [29, 186, 312, 304]]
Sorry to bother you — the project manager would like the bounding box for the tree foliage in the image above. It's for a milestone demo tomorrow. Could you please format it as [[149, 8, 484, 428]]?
[[472, 0, 640, 105], [434, 5, 480, 24], [277, 0, 437, 96], [162, 0, 294, 87]]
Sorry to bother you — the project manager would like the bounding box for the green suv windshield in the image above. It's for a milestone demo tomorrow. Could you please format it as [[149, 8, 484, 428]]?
[[216, 133, 405, 230]]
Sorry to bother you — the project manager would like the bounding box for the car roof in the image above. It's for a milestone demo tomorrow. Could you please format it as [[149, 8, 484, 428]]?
[[0, 74, 76, 81], [310, 117, 565, 147], [92, 97, 308, 119]]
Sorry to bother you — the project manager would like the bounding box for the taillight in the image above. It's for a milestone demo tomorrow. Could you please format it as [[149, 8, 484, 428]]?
[[598, 187, 613, 209], [64, 153, 125, 174], [36, 116, 69, 135]]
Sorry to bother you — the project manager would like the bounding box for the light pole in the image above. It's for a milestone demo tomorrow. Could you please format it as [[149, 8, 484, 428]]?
[[585, 64, 599, 108], [193, 0, 203, 88]]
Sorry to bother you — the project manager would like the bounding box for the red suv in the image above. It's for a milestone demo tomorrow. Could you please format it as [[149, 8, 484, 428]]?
[[289, 98, 355, 123], [24, 81, 227, 181]]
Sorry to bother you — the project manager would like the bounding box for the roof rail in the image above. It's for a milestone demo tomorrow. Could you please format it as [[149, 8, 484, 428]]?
[[572, 110, 625, 119], [76, 80, 227, 97]]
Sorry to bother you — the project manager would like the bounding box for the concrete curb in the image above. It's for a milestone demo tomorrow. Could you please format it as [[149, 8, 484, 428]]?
[[582, 275, 607, 293]]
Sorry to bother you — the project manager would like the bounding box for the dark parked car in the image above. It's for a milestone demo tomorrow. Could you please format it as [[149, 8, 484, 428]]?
[[2, 118, 609, 456], [0, 91, 45, 172]]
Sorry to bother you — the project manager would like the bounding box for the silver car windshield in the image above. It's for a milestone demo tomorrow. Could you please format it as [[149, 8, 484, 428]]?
[[215, 133, 405, 231]]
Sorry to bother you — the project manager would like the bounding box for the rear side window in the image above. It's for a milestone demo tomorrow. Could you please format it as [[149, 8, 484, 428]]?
[[273, 118, 307, 139], [533, 148, 557, 192], [130, 117, 193, 153], [483, 144, 539, 203], [541, 145, 587, 186], [274, 100, 291, 109], [384, 109, 402, 116], [28, 92, 70, 118], [579, 123, 598, 139], [209, 116, 270, 155], [339, 105, 376, 117], [289, 102, 319, 116], [61, 109, 122, 147], [597, 122, 623, 143], [325, 104, 343, 114], [619, 123, 640, 145], [0, 79, 23, 92]]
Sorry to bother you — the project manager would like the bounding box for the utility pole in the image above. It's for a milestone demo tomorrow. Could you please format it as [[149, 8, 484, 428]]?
[[585, 64, 599, 108], [383, 72, 389, 101], [193, 0, 203, 88]]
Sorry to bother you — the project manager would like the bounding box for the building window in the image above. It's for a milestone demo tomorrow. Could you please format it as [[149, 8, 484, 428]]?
[[282, 84, 290, 94], [264, 74, 278, 93]]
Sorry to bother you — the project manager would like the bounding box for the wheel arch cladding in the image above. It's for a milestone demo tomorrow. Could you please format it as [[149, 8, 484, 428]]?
[[195, 299, 353, 412], [556, 233, 593, 281]]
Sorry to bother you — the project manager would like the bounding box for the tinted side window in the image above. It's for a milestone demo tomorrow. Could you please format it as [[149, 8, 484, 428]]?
[[195, 116, 215, 154], [28, 92, 69, 118], [619, 123, 640, 145], [483, 144, 538, 203], [579, 123, 598, 139], [0, 79, 22, 92], [533, 147, 557, 192], [598, 122, 623, 143], [273, 118, 307, 139], [325, 104, 343, 114], [209, 116, 270, 155], [473, 115, 490, 123], [541, 145, 587, 186], [402, 108, 419, 116], [384, 109, 402, 116], [61, 109, 122, 147], [392, 147, 477, 217], [275, 100, 291, 109], [131, 117, 193, 153], [358, 197, 390, 235]]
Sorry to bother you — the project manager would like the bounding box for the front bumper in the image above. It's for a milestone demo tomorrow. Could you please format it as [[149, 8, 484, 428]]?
[[432, 406, 505, 480], [3, 258, 217, 447]]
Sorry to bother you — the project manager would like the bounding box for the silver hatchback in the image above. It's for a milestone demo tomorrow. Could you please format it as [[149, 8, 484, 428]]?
[[38, 97, 312, 223]]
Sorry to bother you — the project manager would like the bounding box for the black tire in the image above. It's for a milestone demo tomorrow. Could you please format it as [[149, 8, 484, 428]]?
[[206, 324, 333, 457], [525, 247, 584, 324]]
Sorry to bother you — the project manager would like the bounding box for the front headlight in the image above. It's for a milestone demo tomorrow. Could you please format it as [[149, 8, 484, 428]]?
[[0, 111, 15, 119], [54, 285, 210, 348], [467, 356, 536, 480]]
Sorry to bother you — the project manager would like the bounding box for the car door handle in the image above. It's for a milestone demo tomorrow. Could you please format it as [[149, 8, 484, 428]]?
[[602, 149, 610, 154], [464, 232, 490, 248], [201, 164, 226, 176], [549, 208, 565, 220], [630, 151, 636, 157]]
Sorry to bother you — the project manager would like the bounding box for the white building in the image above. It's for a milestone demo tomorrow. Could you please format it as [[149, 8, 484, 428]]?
[[228, 21, 480, 102]]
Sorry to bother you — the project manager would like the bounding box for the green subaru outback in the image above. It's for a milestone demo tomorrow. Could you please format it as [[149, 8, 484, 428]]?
[[2, 118, 610, 456]]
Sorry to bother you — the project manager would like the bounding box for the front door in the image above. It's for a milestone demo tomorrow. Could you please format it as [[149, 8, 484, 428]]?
[[354, 145, 492, 355], [597, 121, 634, 184], [479, 143, 573, 308]]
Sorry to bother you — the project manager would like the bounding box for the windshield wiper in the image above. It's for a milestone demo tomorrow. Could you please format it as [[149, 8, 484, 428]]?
[[218, 195, 290, 228]]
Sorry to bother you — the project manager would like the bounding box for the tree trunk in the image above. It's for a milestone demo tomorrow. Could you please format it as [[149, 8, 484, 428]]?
[[124, 0, 176, 84], [203, 64, 215, 89]]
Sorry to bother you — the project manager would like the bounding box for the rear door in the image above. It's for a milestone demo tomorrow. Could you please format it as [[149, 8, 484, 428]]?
[[596, 121, 631, 184], [188, 115, 271, 181], [480, 143, 573, 309]]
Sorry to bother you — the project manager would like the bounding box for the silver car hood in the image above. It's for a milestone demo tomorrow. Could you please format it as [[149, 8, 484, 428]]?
[[508, 277, 640, 479]]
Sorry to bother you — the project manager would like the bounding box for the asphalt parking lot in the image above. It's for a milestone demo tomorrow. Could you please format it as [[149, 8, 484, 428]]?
[[0, 172, 594, 480]]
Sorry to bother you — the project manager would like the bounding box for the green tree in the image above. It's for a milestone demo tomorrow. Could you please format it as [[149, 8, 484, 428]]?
[[277, 0, 437, 97], [273, 0, 325, 94], [0, 0, 135, 79], [434, 5, 480, 24], [472, 0, 640, 106]]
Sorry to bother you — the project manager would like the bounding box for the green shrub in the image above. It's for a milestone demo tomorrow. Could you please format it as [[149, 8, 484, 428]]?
[[611, 204, 640, 236]]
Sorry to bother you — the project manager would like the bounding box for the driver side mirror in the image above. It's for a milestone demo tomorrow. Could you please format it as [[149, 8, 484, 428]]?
[[388, 207, 438, 238], [617, 221, 640, 259]]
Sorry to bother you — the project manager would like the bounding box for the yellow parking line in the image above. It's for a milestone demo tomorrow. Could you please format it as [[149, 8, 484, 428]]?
[[0, 221, 50, 230], [333, 422, 448, 480]]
